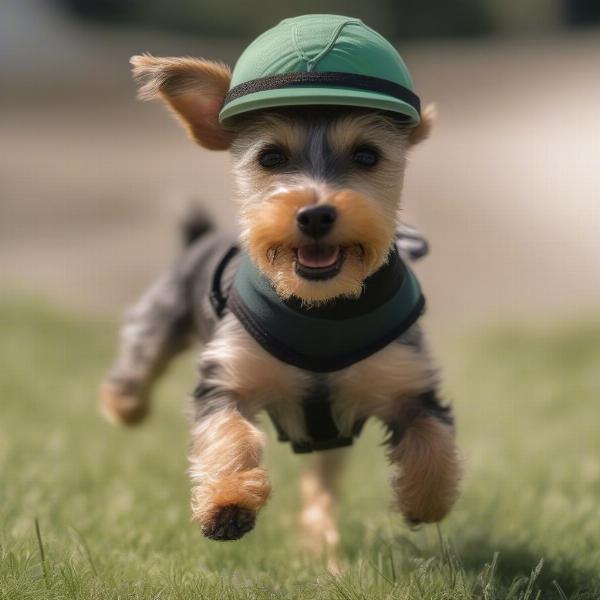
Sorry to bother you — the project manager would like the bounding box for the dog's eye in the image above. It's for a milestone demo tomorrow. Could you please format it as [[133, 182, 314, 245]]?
[[258, 147, 287, 168], [352, 146, 379, 168]]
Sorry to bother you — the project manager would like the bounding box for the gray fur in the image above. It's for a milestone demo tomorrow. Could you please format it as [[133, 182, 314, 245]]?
[[105, 70, 460, 537], [107, 108, 434, 442], [384, 389, 455, 448], [107, 231, 237, 396], [108, 228, 429, 412], [299, 118, 331, 181], [191, 360, 238, 422]]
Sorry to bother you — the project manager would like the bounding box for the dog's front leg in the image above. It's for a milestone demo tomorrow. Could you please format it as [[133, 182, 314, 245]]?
[[385, 391, 461, 525], [188, 391, 271, 541]]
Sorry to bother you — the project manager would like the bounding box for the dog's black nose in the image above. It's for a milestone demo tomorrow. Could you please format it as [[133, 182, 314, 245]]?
[[296, 204, 337, 239]]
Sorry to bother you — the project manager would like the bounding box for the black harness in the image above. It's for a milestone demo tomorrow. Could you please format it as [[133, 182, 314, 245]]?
[[209, 245, 425, 453]]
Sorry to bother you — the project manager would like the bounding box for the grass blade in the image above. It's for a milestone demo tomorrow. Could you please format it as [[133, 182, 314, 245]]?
[[68, 526, 99, 577], [34, 517, 49, 588], [553, 580, 568, 600]]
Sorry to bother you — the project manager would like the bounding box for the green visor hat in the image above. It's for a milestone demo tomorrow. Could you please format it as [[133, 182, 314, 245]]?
[[219, 14, 421, 126]]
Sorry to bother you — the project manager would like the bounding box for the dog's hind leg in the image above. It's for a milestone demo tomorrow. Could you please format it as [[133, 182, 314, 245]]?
[[386, 391, 461, 525], [300, 448, 347, 570], [100, 269, 193, 425]]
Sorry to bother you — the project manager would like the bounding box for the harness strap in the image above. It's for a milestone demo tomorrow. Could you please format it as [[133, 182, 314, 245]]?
[[208, 242, 424, 454], [227, 250, 425, 373], [303, 380, 341, 443], [267, 380, 368, 453], [209, 245, 239, 318]]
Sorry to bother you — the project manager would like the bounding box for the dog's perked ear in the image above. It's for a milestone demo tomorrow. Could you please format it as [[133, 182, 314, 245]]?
[[408, 103, 436, 146], [130, 54, 233, 150]]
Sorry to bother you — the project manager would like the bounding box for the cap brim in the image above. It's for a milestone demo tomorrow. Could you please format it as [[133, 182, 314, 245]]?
[[219, 86, 420, 125]]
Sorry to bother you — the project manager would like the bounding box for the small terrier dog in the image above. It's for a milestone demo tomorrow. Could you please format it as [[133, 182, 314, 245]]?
[[101, 22, 461, 556]]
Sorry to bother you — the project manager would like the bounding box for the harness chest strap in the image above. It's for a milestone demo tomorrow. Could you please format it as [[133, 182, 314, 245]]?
[[210, 245, 426, 452]]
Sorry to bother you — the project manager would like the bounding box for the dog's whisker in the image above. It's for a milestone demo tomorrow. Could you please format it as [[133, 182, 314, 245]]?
[[267, 247, 280, 265]]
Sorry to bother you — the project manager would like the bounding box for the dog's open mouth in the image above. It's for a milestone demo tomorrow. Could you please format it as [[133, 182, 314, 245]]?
[[294, 244, 344, 280]]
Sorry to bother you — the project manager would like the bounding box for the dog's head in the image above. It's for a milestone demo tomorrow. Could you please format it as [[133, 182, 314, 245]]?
[[131, 56, 433, 304]]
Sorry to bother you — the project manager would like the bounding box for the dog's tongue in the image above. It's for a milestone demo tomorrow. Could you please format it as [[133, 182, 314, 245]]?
[[297, 245, 339, 268]]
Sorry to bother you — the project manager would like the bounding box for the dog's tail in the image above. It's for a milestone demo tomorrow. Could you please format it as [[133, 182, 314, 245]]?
[[180, 205, 214, 247]]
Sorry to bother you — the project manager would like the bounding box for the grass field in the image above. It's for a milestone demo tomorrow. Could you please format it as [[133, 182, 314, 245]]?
[[1, 297, 599, 599]]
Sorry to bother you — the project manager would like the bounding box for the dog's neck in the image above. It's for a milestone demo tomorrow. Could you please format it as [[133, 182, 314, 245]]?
[[226, 245, 425, 372], [277, 247, 405, 317]]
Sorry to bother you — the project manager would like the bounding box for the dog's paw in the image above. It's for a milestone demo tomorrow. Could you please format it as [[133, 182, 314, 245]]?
[[399, 496, 455, 527], [201, 505, 256, 541], [99, 381, 148, 426]]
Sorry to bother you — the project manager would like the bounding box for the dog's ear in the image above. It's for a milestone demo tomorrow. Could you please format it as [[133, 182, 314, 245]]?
[[408, 103, 436, 146], [130, 54, 233, 150]]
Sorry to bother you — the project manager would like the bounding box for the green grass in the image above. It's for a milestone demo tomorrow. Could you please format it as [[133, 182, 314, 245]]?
[[1, 297, 599, 599]]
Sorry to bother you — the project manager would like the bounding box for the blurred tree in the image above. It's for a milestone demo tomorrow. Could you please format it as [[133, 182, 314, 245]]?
[[385, 0, 492, 38], [55, 0, 136, 22], [51, 0, 494, 38], [483, 0, 560, 32], [51, 0, 599, 37], [564, 0, 600, 25]]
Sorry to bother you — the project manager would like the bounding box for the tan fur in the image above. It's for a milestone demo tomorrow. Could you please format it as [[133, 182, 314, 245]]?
[[409, 103, 436, 146], [117, 59, 458, 543], [99, 381, 148, 426], [388, 415, 461, 524], [188, 408, 271, 529], [199, 314, 311, 442], [242, 187, 395, 303], [130, 54, 232, 150], [201, 317, 441, 450], [233, 110, 412, 220], [329, 325, 439, 434], [331, 189, 396, 274], [300, 472, 339, 550], [229, 109, 416, 304], [200, 315, 310, 424], [300, 450, 346, 565]]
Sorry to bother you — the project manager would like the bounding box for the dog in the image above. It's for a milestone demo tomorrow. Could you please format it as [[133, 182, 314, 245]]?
[[100, 15, 461, 557]]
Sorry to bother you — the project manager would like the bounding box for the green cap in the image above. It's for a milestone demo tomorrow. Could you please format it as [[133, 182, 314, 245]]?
[[219, 15, 420, 125]]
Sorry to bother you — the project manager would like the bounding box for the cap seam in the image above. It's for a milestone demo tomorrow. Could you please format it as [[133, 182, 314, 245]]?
[[293, 18, 362, 72], [292, 23, 311, 67]]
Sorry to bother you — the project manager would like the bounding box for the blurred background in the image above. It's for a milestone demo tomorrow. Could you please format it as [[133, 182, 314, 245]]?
[[2, 0, 599, 334], [2, 3, 600, 597]]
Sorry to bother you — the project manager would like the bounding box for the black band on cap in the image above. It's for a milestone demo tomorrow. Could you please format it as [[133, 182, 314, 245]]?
[[223, 71, 420, 115]]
